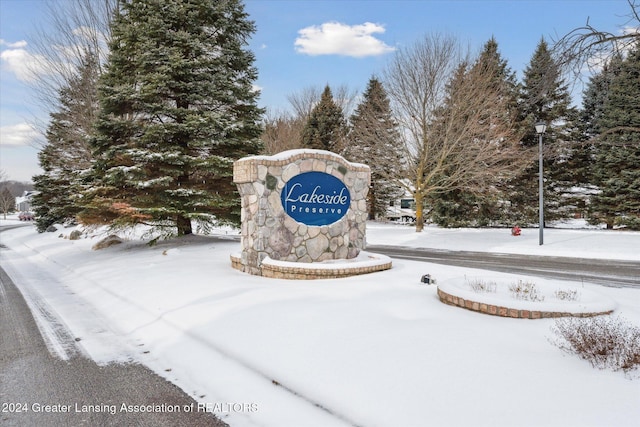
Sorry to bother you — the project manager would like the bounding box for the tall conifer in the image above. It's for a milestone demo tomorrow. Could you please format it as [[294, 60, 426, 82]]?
[[32, 54, 98, 232], [301, 85, 346, 152], [346, 76, 404, 219], [82, 0, 263, 236], [589, 46, 640, 229], [513, 38, 576, 223]]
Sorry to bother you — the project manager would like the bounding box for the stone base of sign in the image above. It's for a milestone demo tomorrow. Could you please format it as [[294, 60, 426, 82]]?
[[230, 251, 392, 280]]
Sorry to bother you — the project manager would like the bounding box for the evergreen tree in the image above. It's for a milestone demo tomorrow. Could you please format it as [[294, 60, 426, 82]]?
[[32, 54, 98, 232], [511, 38, 576, 224], [345, 76, 404, 219], [581, 55, 624, 138], [301, 85, 346, 152], [81, 0, 263, 236], [559, 60, 622, 220], [589, 46, 640, 229], [430, 38, 523, 227]]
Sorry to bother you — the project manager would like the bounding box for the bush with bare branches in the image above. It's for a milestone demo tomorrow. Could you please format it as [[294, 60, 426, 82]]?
[[551, 315, 640, 373]]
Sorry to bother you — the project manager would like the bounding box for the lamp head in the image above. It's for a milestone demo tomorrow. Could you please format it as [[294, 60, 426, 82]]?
[[535, 121, 547, 135]]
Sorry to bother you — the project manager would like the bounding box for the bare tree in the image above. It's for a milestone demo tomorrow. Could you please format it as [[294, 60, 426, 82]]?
[[261, 109, 306, 154], [553, 0, 639, 75], [268, 84, 358, 155], [0, 187, 15, 219], [0, 169, 9, 219], [287, 86, 321, 121], [286, 84, 358, 122], [383, 33, 465, 231], [384, 33, 529, 231], [25, 0, 116, 143]]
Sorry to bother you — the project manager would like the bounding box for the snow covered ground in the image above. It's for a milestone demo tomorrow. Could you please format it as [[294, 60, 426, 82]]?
[[367, 221, 640, 261], [1, 218, 639, 427]]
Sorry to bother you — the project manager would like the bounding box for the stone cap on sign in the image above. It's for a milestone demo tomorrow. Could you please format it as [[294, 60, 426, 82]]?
[[233, 149, 369, 184]]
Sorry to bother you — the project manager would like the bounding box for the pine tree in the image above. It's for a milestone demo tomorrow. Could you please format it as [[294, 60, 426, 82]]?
[[512, 38, 576, 224], [301, 85, 346, 152], [32, 53, 98, 232], [81, 0, 263, 236], [430, 38, 524, 227], [589, 46, 640, 229], [345, 76, 404, 219]]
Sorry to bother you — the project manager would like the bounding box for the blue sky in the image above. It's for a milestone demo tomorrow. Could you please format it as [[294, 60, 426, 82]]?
[[1, 0, 636, 182]]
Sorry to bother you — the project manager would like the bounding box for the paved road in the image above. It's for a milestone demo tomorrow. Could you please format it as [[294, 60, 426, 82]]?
[[0, 251, 226, 426], [170, 232, 640, 288], [368, 244, 640, 288]]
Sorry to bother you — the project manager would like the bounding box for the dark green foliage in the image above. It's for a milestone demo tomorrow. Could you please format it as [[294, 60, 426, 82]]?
[[509, 38, 577, 224], [429, 190, 501, 228], [301, 85, 346, 152], [588, 46, 640, 229], [32, 54, 98, 232], [82, 0, 263, 236], [345, 77, 404, 219]]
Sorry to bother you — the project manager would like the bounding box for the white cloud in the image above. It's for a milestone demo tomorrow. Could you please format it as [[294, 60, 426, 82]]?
[[0, 44, 45, 82], [0, 123, 42, 147], [0, 39, 28, 49], [295, 21, 395, 57]]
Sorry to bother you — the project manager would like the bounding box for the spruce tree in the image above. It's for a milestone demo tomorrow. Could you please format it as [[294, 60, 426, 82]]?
[[301, 85, 346, 152], [82, 0, 263, 236], [512, 38, 576, 224], [345, 76, 404, 219], [589, 46, 640, 229], [32, 54, 98, 232], [563, 58, 622, 218]]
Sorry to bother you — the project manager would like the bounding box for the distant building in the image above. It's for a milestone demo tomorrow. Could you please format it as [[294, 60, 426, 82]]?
[[387, 196, 416, 223], [15, 190, 37, 212]]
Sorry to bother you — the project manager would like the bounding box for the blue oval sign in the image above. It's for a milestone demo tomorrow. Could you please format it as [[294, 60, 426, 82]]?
[[281, 171, 351, 226]]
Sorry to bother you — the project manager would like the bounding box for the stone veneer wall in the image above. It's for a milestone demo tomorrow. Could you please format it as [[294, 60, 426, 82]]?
[[233, 149, 370, 275]]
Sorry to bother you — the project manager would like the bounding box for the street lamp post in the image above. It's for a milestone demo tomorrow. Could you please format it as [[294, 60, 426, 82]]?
[[535, 121, 547, 246]]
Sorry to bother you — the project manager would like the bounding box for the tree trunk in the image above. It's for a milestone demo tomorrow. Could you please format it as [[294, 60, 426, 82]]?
[[415, 192, 424, 232], [177, 215, 192, 236], [367, 185, 376, 220]]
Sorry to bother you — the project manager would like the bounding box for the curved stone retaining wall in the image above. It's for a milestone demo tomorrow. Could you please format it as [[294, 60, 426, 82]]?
[[230, 252, 392, 280], [437, 288, 613, 319]]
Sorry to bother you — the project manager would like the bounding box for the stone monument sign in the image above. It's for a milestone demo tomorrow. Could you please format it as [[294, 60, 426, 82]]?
[[231, 149, 374, 276]]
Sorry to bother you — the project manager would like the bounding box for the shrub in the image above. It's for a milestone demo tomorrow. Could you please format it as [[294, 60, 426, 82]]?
[[509, 280, 544, 302], [467, 279, 497, 293], [554, 289, 580, 301], [551, 315, 640, 373]]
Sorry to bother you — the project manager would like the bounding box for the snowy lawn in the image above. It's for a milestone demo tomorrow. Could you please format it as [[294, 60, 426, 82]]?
[[367, 221, 640, 261], [1, 219, 639, 427]]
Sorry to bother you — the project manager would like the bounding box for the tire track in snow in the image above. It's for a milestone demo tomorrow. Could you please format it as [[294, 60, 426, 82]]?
[[2, 231, 360, 427]]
